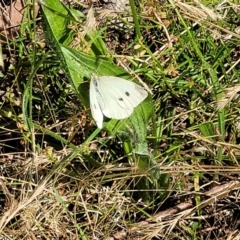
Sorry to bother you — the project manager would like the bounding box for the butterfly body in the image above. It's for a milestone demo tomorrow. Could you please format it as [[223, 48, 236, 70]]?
[[90, 74, 148, 128]]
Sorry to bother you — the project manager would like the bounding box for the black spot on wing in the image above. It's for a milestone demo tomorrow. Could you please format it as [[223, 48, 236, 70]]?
[[125, 91, 130, 97], [118, 91, 131, 102]]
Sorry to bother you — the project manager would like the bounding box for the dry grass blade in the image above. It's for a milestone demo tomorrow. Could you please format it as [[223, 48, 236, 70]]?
[[1, 0, 240, 239], [175, 0, 222, 21], [126, 181, 240, 239], [0, 177, 48, 230]]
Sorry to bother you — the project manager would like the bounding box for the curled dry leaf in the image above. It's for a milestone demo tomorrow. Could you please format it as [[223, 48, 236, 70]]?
[[0, 0, 24, 38], [217, 84, 240, 110], [0, 0, 39, 39], [176, 0, 222, 22]]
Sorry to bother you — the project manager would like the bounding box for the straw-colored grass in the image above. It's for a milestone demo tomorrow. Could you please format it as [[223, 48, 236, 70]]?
[[0, 0, 240, 239]]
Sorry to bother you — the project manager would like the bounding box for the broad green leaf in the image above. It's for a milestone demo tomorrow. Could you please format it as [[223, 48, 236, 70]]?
[[40, 0, 77, 46], [40, 0, 153, 158]]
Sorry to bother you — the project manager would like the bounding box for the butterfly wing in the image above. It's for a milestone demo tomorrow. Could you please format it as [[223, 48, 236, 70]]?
[[97, 76, 148, 119], [90, 76, 104, 128]]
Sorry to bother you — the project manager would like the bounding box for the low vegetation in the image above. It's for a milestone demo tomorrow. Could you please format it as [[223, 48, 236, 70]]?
[[0, 0, 240, 239]]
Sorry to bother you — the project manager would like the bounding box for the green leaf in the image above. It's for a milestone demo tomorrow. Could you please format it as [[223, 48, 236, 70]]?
[[199, 122, 216, 138], [40, 0, 77, 46], [40, 0, 153, 160]]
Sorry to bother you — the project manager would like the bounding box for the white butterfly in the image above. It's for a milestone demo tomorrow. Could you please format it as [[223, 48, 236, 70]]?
[[90, 74, 148, 128]]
